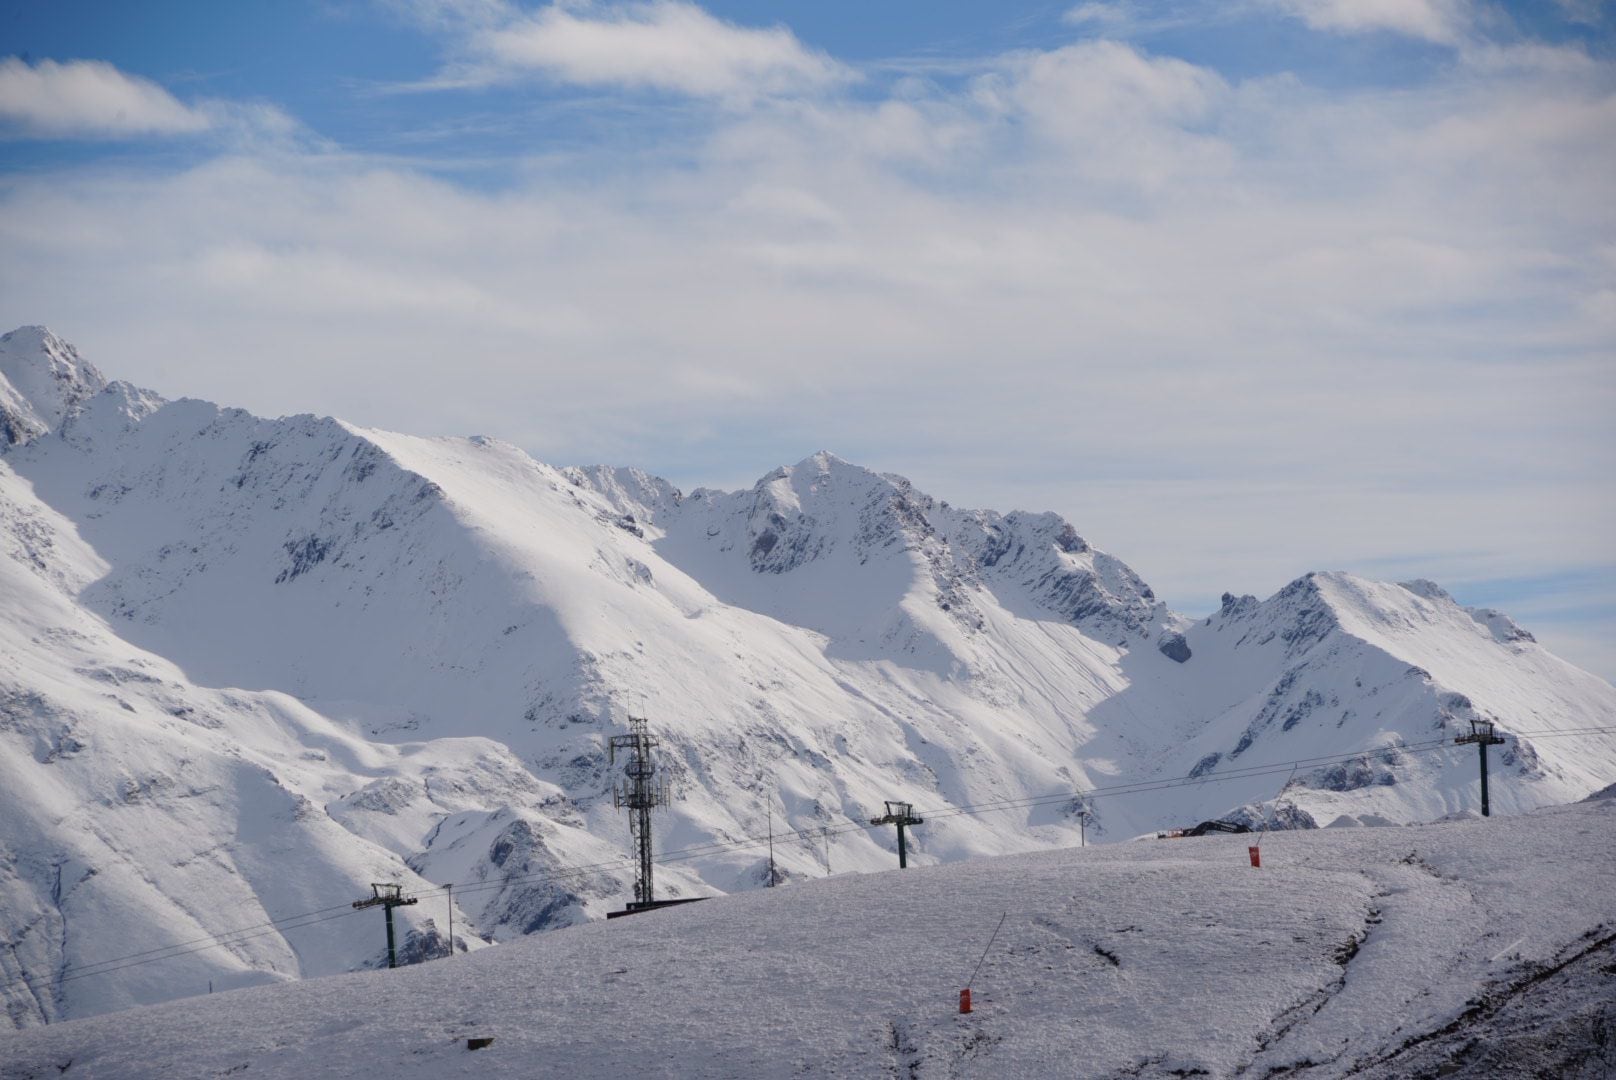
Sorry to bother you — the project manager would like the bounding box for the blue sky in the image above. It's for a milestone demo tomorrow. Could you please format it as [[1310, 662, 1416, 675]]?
[[6, 1, 1609, 173], [1, 1, 1613, 678]]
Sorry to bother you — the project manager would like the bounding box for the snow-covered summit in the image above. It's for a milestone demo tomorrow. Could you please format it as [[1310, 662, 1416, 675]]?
[[567, 449, 1170, 653], [1399, 577, 1536, 644], [1159, 568, 1613, 829], [0, 326, 109, 446]]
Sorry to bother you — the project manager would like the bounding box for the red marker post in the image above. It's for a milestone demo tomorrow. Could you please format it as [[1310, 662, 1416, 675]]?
[[1249, 765, 1297, 869], [960, 912, 1007, 1015]]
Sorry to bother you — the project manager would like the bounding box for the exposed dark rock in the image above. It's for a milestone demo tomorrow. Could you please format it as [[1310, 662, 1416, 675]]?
[[1309, 757, 1399, 791], [1219, 592, 1259, 617], [1054, 524, 1089, 554], [1280, 689, 1325, 731], [1222, 803, 1318, 831], [489, 819, 536, 869], [1158, 633, 1192, 663], [276, 534, 334, 583]]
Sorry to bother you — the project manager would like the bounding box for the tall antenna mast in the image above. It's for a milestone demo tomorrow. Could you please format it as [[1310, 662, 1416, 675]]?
[[609, 715, 667, 906]]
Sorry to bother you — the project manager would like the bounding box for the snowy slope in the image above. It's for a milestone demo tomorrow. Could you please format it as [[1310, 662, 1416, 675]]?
[[1, 326, 1613, 1029], [0, 458, 509, 1027], [2, 800, 1612, 1079]]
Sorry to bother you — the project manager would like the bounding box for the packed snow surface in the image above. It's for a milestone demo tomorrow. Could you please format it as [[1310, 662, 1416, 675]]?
[[1, 326, 1613, 1029], [2, 801, 1612, 1079]]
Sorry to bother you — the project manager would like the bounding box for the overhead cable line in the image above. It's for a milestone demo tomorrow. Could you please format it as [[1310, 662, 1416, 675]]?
[[47, 909, 366, 990], [35, 900, 364, 980]]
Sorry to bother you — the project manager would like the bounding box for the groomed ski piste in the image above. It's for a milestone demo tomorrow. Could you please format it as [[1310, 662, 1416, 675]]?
[[3, 794, 1612, 1079]]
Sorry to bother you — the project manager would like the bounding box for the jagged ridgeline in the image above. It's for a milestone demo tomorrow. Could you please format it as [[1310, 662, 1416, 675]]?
[[2, 325, 1613, 1027]]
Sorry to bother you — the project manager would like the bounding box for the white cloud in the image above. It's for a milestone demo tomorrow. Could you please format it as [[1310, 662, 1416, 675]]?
[[1549, 0, 1605, 26], [1262, 0, 1474, 45], [0, 57, 300, 145], [381, 0, 514, 29], [1005, 41, 1228, 124], [1064, 2, 1135, 28], [0, 57, 213, 138], [979, 41, 1233, 191], [444, 1, 852, 99]]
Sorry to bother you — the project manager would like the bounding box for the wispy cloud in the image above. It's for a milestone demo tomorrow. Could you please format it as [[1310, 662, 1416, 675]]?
[[1062, 1, 1246, 40], [1259, 0, 1474, 46], [1067, 1, 1481, 47], [0, 56, 302, 144], [378, 0, 513, 30], [1065, 2, 1137, 29], [420, 1, 853, 100], [0, 57, 213, 138], [1550, 0, 1606, 27]]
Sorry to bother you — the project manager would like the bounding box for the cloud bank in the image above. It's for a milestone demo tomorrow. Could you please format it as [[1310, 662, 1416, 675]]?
[[1, 9, 1612, 675]]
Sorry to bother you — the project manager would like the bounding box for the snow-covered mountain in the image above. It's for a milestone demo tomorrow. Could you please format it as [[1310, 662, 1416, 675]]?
[[2, 326, 1613, 1028]]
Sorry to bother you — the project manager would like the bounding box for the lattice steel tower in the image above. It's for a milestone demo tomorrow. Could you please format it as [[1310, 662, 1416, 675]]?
[[609, 715, 668, 905]]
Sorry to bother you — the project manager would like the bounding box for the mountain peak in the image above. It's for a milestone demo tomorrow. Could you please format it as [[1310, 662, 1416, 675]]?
[[797, 449, 856, 473], [766, 450, 861, 485], [1398, 578, 1453, 603], [0, 325, 109, 447]]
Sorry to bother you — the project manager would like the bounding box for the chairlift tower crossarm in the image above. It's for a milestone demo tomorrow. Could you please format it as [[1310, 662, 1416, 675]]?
[[1454, 719, 1507, 817], [870, 800, 924, 869], [352, 883, 419, 969]]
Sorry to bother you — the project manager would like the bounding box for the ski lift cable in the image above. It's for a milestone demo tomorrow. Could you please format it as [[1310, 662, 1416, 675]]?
[[45, 909, 367, 990], [36, 901, 375, 982]]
